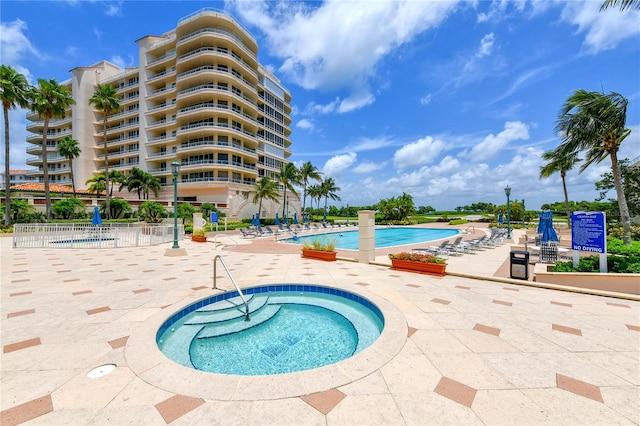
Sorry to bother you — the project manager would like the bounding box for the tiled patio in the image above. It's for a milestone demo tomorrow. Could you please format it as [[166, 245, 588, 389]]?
[[1, 227, 638, 425]]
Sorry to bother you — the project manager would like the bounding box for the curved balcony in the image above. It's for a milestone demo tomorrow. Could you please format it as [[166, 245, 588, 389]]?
[[176, 83, 258, 115], [176, 102, 258, 131], [175, 66, 258, 103], [147, 133, 177, 146], [177, 139, 258, 160], [176, 121, 257, 148], [146, 84, 176, 102], [147, 67, 176, 84], [176, 46, 257, 84]]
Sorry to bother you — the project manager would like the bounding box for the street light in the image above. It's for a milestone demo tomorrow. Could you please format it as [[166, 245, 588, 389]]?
[[171, 161, 181, 249], [504, 185, 511, 240]]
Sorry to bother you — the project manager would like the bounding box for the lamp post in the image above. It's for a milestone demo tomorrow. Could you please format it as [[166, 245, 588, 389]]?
[[171, 161, 181, 249], [504, 185, 511, 240]]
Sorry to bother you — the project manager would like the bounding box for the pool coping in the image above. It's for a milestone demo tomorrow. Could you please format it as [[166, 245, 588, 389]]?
[[124, 282, 407, 401]]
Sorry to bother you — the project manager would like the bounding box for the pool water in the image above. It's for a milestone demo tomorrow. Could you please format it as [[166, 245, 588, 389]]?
[[157, 285, 384, 375], [283, 227, 460, 250]]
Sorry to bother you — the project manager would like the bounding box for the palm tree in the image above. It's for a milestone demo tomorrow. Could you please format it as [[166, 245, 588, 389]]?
[[539, 150, 581, 227], [555, 89, 633, 244], [109, 170, 126, 197], [298, 161, 322, 213], [31, 78, 75, 220], [243, 176, 279, 218], [601, 0, 640, 11], [307, 183, 322, 220], [319, 177, 341, 217], [89, 84, 121, 219], [86, 173, 106, 198], [1, 65, 31, 226], [141, 172, 161, 200], [57, 136, 81, 196], [126, 167, 146, 199], [277, 162, 300, 218]]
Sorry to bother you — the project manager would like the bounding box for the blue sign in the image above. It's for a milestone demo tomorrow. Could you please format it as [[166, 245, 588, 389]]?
[[571, 211, 606, 253], [210, 212, 218, 224]]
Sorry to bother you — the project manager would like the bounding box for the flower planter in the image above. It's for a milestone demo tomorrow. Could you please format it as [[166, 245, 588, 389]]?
[[390, 259, 447, 277], [191, 235, 207, 243], [302, 248, 337, 262]]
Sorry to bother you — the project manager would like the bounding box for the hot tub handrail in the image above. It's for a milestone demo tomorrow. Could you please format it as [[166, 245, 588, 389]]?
[[213, 254, 249, 321]]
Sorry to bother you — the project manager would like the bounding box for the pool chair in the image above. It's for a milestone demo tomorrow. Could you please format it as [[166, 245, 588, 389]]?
[[238, 228, 257, 238], [312, 223, 321, 230], [303, 223, 311, 232], [443, 237, 465, 256], [412, 240, 450, 256], [264, 226, 277, 235]]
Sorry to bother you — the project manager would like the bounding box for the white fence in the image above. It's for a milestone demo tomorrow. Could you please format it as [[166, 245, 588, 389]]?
[[12, 223, 184, 249]]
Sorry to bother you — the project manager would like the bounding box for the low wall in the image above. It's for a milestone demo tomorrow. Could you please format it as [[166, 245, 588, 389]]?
[[534, 264, 640, 295]]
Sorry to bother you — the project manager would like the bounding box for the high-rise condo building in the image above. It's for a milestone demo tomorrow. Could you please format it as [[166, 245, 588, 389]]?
[[25, 8, 293, 220]]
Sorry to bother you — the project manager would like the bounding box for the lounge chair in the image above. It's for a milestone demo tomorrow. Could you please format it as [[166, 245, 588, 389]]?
[[412, 240, 450, 256]]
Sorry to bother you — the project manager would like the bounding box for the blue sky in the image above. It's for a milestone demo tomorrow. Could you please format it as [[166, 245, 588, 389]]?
[[2, 0, 639, 210]]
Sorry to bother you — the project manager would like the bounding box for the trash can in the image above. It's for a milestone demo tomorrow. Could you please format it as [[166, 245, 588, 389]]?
[[510, 250, 529, 280]]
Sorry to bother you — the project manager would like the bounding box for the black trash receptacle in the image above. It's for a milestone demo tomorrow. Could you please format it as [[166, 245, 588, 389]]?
[[510, 250, 529, 280]]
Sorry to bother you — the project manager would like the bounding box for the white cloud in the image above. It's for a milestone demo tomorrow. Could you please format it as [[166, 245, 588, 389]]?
[[296, 118, 314, 130], [420, 94, 432, 105], [353, 161, 388, 174], [463, 32, 496, 73], [558, 1, 640, 54], [109, 55, 125, 70], [93, 27, 103, 40], [343, 137, 395, 153], [105, 2, 123, 17], [230, 0, 459, 112], [392, 136, 448, 169], [307, 99, 340, 114], [322, 152, 357, 177], [465, 121, 530, 161], [0, 19, 40, 67]]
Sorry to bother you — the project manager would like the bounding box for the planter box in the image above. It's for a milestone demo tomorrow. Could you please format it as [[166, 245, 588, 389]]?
[[535, 264, 639, 295], [191, 235, 207, 243], [390, 259, 447, 277], [302, 248, 337, 262]]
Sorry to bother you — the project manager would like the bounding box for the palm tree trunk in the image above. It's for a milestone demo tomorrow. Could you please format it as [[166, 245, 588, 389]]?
[[70, 159, 76, 197], [610, 153, 632, 245], [3, 106, 11, 226], [42, 120, 51, 220], [282, 188, 287, 218], [561, 171, 571, 228], [103, 116, 110, 219]]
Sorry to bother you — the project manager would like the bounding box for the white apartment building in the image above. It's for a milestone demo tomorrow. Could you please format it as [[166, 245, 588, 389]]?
[[25, 8, 293, 220]]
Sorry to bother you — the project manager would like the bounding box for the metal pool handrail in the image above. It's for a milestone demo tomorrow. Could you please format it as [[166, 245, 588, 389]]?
[[212, 255, 249, 321]]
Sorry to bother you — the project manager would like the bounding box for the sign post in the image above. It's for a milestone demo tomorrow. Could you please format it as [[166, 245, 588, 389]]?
[[571, 211, 607, 273], [210, 212, 219, 232]]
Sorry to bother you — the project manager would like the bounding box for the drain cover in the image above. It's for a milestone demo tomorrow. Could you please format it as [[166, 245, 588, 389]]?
[[87, 364, 116, 378]]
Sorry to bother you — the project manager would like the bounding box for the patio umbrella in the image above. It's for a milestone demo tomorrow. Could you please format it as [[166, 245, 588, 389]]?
[[322, 211, 327, 222], [540, 211, 559, 243], [497, 210, 503, 224], [293, 212, 298, 224], [91, 206, 102, 226], [283, 214, 288, 225], [275, 212, 280, 226], [537, 211, 544, 234]]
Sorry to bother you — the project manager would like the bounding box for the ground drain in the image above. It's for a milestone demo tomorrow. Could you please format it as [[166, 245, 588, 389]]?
[[87, 364, 116, 378]]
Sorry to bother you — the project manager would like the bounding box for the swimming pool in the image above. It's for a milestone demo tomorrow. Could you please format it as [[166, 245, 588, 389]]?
[[282, 227, 460, 250], [157, 284, 384, 375]]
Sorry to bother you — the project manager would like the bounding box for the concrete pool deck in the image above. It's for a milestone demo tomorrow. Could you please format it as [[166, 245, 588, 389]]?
[[1, 226, 639, 425]]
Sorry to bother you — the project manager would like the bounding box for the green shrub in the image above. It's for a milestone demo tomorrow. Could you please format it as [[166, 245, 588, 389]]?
[[449, 219, 468, 225]]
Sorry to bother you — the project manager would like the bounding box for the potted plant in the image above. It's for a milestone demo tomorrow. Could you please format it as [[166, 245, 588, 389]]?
[[301, 237, 337, 261], [191, 228, 207, 243], [389, 252, 447, 276]]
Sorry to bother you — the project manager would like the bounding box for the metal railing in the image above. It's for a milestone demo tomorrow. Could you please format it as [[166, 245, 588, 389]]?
[[12, 223, 184, 249], [213, 255, 249, 321]]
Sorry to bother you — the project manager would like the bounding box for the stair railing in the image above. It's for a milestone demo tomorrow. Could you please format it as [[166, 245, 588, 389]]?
[[213, 254, 249, 321]]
